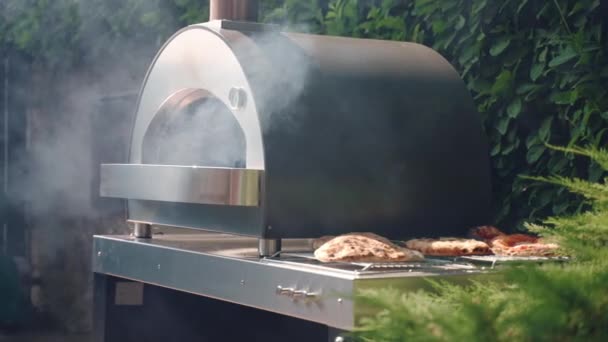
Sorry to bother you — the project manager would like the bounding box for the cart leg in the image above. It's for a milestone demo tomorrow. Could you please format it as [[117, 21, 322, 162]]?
[[329, 327, 351, 342], [93, 273, 108, 342]]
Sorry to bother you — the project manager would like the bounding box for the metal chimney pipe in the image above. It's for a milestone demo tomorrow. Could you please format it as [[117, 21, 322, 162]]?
[[210, 0, 258, 22]]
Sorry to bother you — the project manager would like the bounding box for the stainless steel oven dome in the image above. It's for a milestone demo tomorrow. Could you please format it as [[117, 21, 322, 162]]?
[[101, 20, 492, 240]]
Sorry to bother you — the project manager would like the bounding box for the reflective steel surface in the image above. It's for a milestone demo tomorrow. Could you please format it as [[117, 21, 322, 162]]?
[[101, 164, 262, 206], [132, 222, 152, 238], [93, 232, 485, 330], [209, 0, 258, 22], [118, 22, 492, 239]]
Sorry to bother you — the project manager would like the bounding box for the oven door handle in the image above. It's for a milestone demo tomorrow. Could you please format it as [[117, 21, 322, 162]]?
[[100, 164, 263, 207]]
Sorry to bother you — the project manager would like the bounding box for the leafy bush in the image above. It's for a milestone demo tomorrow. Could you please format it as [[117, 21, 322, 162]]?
[[352, 145, 608, 341], [0, 0, 208, 69]]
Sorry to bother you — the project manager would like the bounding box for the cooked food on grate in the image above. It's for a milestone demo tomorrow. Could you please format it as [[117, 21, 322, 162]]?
[[314, 233, 424, 263], [312, 235, 335, 250], [490, 234, 559, 256], [492, 242, 560, 257], [403, 238, 492, 256], [312, 232, 395, 250], [468, 225, 506, 241], [490, 233, 538, 247], [469, 226, 560, 257]]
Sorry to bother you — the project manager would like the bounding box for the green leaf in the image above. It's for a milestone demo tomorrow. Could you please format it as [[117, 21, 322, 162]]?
[[455, 15, 466, 30], [517, 0, 529, 14], [516, 83, 540, 95], [458, 43, 480, 65], [471, 78, 493, 95], [539, 47, 548, 62], [548, 48, 578, 67], [490, 143, 501, 156], [568, 2, 585, 16], [551, 90, 578, 105], [550, 91, 569, 105], [572, 109, 583, 121], [496, 116, 511, 135], [536, 2, 550, 19], [472, 0, 488, 15], [431, 20, 447, 34], [507, 98, 522, 118], [491, 70, 513, 94], [530, 63, 544, 81], [490, 36, 511, 56], [502, 140, 518, 155], [526, 134, 539, 149], [539, 117, 553, 141], [527, 145, 546, 163]]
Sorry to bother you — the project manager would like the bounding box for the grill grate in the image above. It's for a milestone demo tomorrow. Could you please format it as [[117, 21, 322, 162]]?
[[264, 252, 479, 276], [455, 255, 569, 269]]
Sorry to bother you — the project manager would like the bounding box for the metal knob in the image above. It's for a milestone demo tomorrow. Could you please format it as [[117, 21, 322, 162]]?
[[276, 285, 295, 295], [229, 87, 247, 110], [276, 286, 319, 300], [292, 290, 308, 298]]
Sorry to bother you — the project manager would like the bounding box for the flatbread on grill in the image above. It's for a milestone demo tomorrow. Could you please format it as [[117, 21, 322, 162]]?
[[490, 234, 559, 256], [314, 233, 424, 263], [312, 232, 395, 250], [403, 238, 492, 256], [470, 226, 560, 257], [495, 242, 560, 257], [490, 233, 538, 247], [312, 235, 335, 250]]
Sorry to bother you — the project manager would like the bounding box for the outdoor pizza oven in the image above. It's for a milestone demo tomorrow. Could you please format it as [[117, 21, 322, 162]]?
[[100, 6, 491, 253], [93, 2, 493, 341]]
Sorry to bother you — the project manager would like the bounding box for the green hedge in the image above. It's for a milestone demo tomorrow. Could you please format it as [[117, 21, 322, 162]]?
[[0, 0, 208, 69], [2, 0, 607, 228]]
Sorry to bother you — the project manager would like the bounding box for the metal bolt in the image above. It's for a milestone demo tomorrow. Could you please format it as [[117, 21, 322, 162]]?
[[337, 298, 343, 303], [97, 251, 102, 257], [335, 337, 345, 342], [228, 87, 247, 110], [157, 264, 161, 270], [240, 280, 245, 285]]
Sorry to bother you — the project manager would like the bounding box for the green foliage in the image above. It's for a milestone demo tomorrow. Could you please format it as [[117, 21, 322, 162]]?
[[263, 0, 608, 228], [263, 0, 326, 33], [353, 145, 608, 341], [0, 0, 211, 69], [1, 0, 82, 67]]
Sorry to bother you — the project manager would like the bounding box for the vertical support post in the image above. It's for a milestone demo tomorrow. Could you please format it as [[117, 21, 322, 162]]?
[[93, 273, 108, 342], [258, 238, 281, 257], [328, 328, 351, 342], [209, 0, 258, 21], [2, 55, 8, 255], [133, 223, 152, 239]]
